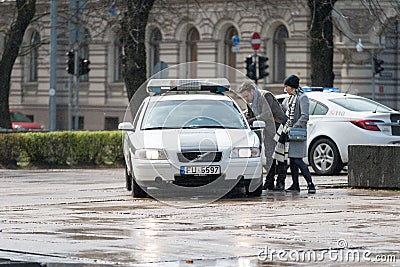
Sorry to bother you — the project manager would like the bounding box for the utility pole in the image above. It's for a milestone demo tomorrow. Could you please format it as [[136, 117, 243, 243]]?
[[68, 0, 83, 131], [371, 49, 376, 101], [49, 0, 58, 131], [74, 42, 80, 130], [68, 0, 76, 130]]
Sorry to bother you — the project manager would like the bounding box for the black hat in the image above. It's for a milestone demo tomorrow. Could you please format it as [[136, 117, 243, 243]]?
[[284, 75, 300, 88]]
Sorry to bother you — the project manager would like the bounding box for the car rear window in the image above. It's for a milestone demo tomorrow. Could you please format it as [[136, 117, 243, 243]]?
[[309, 99, 328, 115], [329, 97, 393, 112]]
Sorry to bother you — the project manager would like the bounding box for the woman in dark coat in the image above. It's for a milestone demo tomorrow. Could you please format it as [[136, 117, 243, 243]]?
[[276, 75, 316, 194]]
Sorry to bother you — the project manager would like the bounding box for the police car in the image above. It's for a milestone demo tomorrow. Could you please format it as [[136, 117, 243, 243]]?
[[119, 78, 265, 198], [276, 87, 400, 175]]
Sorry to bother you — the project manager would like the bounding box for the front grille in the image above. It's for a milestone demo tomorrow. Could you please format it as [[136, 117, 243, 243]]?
[[390, 114, 400, 136], [173, 174, 221, 187], [177, 151, 222, 162]]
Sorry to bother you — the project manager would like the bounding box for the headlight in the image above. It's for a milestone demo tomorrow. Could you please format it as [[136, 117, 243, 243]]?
[[230, 147, 260, 158], [134, 149, 167, 160]]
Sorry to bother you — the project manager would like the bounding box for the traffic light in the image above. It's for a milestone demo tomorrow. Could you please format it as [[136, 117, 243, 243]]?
[[245, 56, 257, 80], [66, 50, 74, 75], [79, 58, 91, 76], [258, 55, 269, 79], [373, 57, 384, 75]]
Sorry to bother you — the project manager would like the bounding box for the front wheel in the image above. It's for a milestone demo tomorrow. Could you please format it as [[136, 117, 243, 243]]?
[[132, 174, 148, 198], [247, 183, 262, 197], [246, 177, 263, 197], [125, 166, 132, 191], [309, 138, 344, 175]]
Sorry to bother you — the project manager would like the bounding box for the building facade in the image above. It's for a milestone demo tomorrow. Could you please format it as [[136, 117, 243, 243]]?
[[2, 0, 400, 130]]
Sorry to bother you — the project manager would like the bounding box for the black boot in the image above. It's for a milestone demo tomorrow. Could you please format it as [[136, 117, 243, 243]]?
[[262, 180, 275, 190], [263, 163, 276, 190], [273, 182, 285, 191], [308, 183, 316, 194], [285, 184, 300, 192], [273, 161, 286, 191], [287, 159, 300, 192]]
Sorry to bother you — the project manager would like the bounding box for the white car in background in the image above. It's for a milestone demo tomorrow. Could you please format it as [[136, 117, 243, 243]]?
[[119, 79, 265, 198], [276, 88, 400, 175]]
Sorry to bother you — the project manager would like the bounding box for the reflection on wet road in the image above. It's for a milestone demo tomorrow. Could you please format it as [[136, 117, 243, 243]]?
[[0, 169, 399, 266]]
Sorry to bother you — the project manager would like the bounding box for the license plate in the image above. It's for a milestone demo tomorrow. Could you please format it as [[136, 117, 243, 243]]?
[[180, 165, 221, 175]]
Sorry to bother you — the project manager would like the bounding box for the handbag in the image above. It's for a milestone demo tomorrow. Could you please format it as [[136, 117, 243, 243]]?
[[288, 127, 307, 141]]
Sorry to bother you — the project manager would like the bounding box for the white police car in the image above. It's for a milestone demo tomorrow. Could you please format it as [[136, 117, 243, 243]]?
[[277, 87, 400, 175], [119, 79, 264, 198]]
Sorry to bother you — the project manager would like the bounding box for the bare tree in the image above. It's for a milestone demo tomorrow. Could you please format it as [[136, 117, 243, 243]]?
[[308, 0, 337, 87], [120, 0, 155, 101], [0, 0, 36, 129]]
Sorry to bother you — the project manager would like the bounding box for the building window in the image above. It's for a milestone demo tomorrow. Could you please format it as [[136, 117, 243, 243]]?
[[384, 19, 399, 50], [273, 25, 288, 83], [224, 26, 237, 67], [186, 27, 199, 77], [104, 117, 119, 130], [224, 26, 238, 80], [113, 39, 123, 82], [73, 116, 84, 130], [29, 31, 40, 82], [149, 28, 162, 76]]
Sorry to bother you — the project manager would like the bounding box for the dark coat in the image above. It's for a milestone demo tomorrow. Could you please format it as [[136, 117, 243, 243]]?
[[252, 89, 286, 169]]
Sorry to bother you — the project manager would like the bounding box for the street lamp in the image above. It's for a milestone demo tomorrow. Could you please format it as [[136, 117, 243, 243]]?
[[355, 39, 376, 100], [356, 38, 364, 53]]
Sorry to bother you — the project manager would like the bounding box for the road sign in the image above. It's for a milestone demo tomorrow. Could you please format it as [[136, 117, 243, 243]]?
[[232, 46, 240, 53], [232, 35, 240, 46], [251, 32, 261, 51]]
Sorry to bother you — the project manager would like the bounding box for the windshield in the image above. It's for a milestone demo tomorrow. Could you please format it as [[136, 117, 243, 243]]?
[[329, 97, 393, 112], [142, 99, 247, 130], [10, 112, 32, 122]]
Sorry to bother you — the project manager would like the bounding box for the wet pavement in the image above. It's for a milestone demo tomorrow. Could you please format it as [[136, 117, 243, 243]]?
[[0, 169, 399, 266]]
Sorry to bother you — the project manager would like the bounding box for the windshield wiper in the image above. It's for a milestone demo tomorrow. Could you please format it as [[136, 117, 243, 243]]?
[[181, 125, 226, 129], [143, 126, 177, 130]]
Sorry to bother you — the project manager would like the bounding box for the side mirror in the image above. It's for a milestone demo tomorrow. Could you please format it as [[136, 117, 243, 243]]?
[[118, 122, 135, 131], [251, 120, 265, 129]]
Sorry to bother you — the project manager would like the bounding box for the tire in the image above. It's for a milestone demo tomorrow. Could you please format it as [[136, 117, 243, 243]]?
[[247, 177, 263, 197], [125, 166, 132, 191], [309, 138, 344, 175], [131, 174, 148, 198], [247, 183, 262, 197]]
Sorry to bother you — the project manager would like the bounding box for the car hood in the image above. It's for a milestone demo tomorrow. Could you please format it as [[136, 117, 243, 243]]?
[[133, 128, 259, 151]]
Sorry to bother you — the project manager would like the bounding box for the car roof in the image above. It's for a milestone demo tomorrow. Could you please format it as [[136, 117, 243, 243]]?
[[306, 91, 362, 100], [148, 93, 232, 102], [276, 92, 363, 101]]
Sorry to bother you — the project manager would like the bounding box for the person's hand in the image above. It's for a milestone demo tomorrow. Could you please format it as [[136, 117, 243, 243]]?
[[282, 116, 288, 124], [247, 117, 256, 125], [278, 132, 287, 143]]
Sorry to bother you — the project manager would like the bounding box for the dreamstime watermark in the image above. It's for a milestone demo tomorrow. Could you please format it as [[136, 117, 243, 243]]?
[[258, 239, 397, 263]]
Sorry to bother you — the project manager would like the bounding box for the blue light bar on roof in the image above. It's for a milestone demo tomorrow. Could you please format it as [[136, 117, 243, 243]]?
[[323, 87, 339, 92], [147, 78, 230, 95], [303, 87, 324, 92], [302, 87, 339, 92]]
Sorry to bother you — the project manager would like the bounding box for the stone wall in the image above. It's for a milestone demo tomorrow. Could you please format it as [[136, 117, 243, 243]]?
[[348, 145, 400, 189]]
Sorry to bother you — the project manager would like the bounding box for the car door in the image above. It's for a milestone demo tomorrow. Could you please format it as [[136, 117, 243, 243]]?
[[307, 98, 328, 142]]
